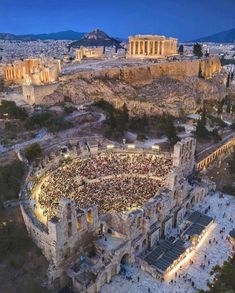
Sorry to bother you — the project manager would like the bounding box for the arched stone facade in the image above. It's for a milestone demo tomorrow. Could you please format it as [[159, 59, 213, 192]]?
[[19, 137, 214, 292]]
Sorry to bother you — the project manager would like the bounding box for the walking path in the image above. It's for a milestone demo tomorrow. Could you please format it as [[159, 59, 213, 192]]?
[[101, 192, 235, 293]]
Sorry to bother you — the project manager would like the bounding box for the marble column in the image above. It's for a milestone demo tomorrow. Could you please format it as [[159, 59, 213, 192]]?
[[147, 41, 150, 55], [162, 41, 165, 56], [138, 41, 141, 55], [140, 41, 143, 54], [145, 41, 148, 55], [135, 41, 138, 55]]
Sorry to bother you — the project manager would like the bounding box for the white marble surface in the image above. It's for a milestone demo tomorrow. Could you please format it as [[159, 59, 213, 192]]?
[[101, 192, 235, 293]]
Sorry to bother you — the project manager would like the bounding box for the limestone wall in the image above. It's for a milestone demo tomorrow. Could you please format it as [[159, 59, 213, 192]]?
[[61, 57, 221, 86], [18, 139, 215, 291], [19, 201, 53, 260], [22, 83, 58, 104]]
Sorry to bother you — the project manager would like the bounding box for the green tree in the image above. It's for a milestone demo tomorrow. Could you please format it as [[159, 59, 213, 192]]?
[[137, 132, 147, 141], [24, 143, 42, 162], [226, 73, 230, 88], [4, 122, 17, 141], [207, 257, 235, 292], [0, 160, 25, 202], [178, 44, 184, 55], [121, 103, 129, 125], [228, 150, 235, 174], [0, 100, 27, 120], [0, 76, 4, 92], [24, 111, 72, 133], [195, 105, 208, 139], [193, 43, 203, 58], [226, 99, 231, 113], [162, 114, 179, 146], [217, 100, 224, 116], [211, 129, 221, 143]]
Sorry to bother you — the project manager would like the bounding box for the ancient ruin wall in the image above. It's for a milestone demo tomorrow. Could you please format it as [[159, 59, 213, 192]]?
[[61, 57, 221, 86], [22, 82, 58, 104]]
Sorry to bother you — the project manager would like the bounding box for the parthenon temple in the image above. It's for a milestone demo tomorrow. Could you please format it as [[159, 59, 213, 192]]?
[[3, 58, 61, 85], [127, 35, 178, 59]]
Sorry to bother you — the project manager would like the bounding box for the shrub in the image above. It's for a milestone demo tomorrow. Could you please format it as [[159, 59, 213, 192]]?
[[137, 132, 147, 141], [64, 105, 77, 114], [0, 221, 34, 261], [222, 185, 235, 196], [24, 111, 72, 133], [24, 111, 53, 130], [0, 160, 25, 202], [23, 279, 45, 293], [231, 122, 235, 130], [0, 100, 27, 120], [176, 126, 185, 132], [47, 117, 72, 133], [228, 151, 235, 175], [24, 143, 42, 162]]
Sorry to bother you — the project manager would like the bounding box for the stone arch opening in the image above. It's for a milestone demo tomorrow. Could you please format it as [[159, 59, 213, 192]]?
[[111, 265, 117, 276], [100, 223, 104, 234], [156, 203, 161, 213], [137, 217, 142, 228], [100, 272, 108, 286], [186, 202, 191, 210], [142, 239, 147, 249], [190, 196, 195, 206], [135, 245, 140, 255], [120, 253, 130, 265], [86, 210, 93, 225]]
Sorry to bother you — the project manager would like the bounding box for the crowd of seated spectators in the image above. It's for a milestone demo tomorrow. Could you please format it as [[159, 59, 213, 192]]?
[[37, 152, 172, 218]]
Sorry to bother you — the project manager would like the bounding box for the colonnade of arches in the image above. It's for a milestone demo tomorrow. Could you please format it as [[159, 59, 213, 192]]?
[[197, 138, 235, 171]]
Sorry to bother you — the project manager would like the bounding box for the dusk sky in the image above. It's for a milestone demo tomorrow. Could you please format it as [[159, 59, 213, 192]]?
[[1, 0, 235, 40]]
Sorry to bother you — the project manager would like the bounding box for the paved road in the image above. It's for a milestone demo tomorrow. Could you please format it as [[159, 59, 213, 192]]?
[[196, 131, 235, 161], [0, 128, 51, 154]]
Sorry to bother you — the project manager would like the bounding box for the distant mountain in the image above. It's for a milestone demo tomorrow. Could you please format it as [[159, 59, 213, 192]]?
[[0, 30, 85, 41], [193, 28, 235, 43], [0, 33, 18, 40], [69, 29, 122, 48]]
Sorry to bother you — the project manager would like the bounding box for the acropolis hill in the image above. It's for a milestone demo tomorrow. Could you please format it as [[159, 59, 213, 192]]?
[[44, 56, 224, 116]]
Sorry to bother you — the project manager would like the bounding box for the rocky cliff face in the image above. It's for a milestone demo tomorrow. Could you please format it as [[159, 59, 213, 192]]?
[[44, 57, 226, 117]]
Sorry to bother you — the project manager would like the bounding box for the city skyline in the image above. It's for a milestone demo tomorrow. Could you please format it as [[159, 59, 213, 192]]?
[[0, 0, 235, 40]]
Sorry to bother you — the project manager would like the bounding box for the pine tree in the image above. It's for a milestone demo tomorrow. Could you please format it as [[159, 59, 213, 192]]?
[[178, 45, 184, 55], [226, 73, 230, 88], [0, 77, 4, 92], [193, 43, 203, 58], [229, 150, 235, 174], [195, 104, 208, 139], [121, 103, 129, 125]]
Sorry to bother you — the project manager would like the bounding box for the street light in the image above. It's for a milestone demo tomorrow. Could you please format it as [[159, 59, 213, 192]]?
[[152, 145, 160, 152], [106, 144, 114, 150], [127, 144, 135, 149]]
